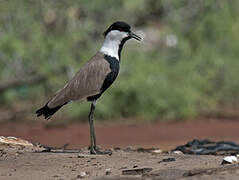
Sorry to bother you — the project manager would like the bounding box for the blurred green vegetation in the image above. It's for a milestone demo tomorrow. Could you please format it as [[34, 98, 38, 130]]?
[[0, 0, 239, 122]]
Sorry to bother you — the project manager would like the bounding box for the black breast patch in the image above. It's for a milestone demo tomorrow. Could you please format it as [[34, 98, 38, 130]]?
[[87, 55, 120, 101]]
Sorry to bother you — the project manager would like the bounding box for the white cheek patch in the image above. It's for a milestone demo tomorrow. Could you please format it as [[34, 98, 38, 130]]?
[[100, 30, 129, 60], [107, 30, 128, 40]]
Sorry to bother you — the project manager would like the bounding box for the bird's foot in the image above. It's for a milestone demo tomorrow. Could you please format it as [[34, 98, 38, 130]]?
[[90, 146, 112, 155]]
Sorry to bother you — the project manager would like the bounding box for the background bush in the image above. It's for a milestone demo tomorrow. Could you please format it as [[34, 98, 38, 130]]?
[[0, 0, 239, 122]]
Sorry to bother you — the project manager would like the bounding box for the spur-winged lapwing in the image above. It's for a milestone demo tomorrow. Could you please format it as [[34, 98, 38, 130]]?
[[36, 21, 142, 154]]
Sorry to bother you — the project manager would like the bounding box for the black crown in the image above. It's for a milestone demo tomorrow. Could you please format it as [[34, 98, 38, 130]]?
[[104, 21, 131, 37]]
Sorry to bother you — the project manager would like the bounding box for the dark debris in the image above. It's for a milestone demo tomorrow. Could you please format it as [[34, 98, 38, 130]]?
[[158, 157, 176, 164], [174, 139, 239, 155], [122, 168, 153, 175]]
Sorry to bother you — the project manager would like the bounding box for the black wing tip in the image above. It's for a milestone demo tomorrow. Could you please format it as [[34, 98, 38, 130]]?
[[35, 102, 67, 120], [35, 104, 53, 120]]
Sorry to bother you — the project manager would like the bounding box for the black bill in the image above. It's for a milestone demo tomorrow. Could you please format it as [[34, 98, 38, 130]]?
[[129, 32, 142, 41]]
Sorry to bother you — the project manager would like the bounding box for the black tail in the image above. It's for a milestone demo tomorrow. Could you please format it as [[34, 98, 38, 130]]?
[[35, 102, 67, 120]]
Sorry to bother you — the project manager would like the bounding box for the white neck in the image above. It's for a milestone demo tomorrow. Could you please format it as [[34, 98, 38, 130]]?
[[99, 30, 128, 60], [100, 36, 120, 60]]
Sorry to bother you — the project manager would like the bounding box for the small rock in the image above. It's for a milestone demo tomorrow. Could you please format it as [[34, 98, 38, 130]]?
[[77, 155, 85, 158], [173, 150, 183, 154], [105, 168, 111, 175], [158, 157, 176, 164], [137, 147, 160, 153], [0, 136, 33, 146], [152, 149, 162, 154], [113, 147, 121, 151], [221, 156, 238, 165], [122, 168, 153, 175], [77, 171, 87, 178], [133, 165, 138, 168]]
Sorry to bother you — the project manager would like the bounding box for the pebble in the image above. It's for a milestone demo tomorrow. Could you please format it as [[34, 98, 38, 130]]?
[[221, 156, 238, 165], [105, 168, 111, 175], [158, 157, 176, 164], [122, 168, 153, 175], [152, 149, 162, 153], [173, 150, 183, 154], [77, 171, 87, 178], [77, 155, 85, 158]]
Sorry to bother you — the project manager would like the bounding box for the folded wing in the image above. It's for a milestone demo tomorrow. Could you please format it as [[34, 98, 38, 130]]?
[[47, 52, 111, 108]]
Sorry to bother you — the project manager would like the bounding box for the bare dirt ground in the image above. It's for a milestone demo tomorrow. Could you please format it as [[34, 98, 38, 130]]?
[[1, 118, 239, 179]]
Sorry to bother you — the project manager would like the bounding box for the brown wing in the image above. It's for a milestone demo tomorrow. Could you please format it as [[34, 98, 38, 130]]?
[[47, 52, 111, 108]]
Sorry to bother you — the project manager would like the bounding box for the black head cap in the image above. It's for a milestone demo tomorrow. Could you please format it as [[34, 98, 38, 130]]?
[[103, 21, 131, 37]]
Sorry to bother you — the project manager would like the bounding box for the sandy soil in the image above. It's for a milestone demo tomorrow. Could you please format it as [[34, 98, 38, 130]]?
[[0, 143, 239, 180], [1, 119, 239, 179]]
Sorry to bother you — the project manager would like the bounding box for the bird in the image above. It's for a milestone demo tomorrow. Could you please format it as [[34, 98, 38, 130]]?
[[35, 21, 142, 154]]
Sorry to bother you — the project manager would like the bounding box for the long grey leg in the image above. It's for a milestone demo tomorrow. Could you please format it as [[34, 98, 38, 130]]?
[[88, 100, 96, 151], [88, 100, 111, 155]]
